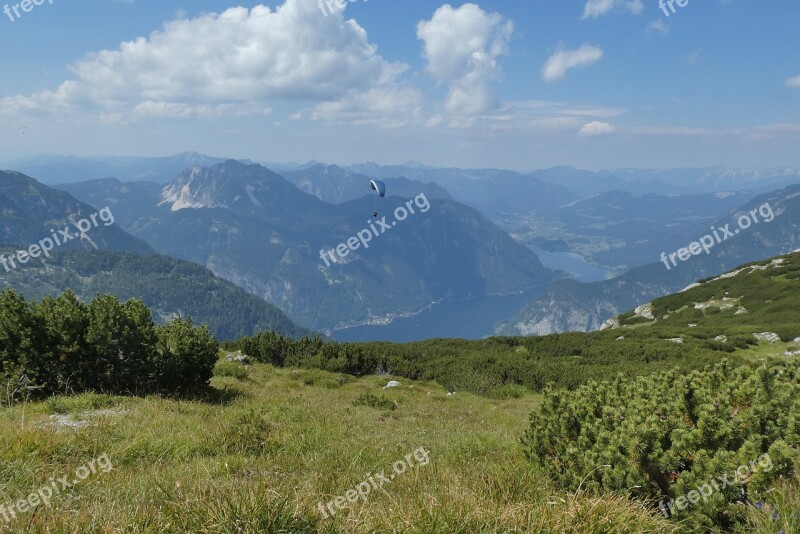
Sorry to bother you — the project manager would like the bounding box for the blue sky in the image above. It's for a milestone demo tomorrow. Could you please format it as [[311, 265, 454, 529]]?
[[1, 0, 799, 170]]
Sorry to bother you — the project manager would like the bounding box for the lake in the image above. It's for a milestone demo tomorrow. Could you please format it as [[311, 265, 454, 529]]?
[[332, 288, 544, 343], [527, 245, 609, 283]]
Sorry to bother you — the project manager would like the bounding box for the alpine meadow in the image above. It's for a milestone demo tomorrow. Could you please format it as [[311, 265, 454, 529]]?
[[2, 1, 800, 533]]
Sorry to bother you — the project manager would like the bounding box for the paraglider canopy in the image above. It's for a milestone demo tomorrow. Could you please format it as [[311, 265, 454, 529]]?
[[370, 179, 386, 198]]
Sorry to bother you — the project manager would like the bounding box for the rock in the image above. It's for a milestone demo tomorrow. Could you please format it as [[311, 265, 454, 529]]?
[[714, 335, 728, 343], [226, 353, 251, 365], [753, 332, 781, 343], [383, 380, 401, 389], [600, 318, 620, 330], [634, 304, 655, 320]]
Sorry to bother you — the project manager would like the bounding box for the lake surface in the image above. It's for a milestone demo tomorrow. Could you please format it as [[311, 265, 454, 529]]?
[[332, 247, 606, 342], [527, 245, 609, 283], [332, 288, 544, 343]]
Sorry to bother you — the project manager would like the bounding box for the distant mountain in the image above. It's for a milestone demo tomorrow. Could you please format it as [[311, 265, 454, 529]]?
[[502, 189, 759, 274], [283, 164, 452, 205], [346, 163, 578, 217], [0, 171, 152, 254], [55, 177, 165, 229], [0, 248, 312, 341], [532, 166, 800, 196], [1, 152, 250, 184], [62, 160, 556, 332], [498, 184, 800, 335]]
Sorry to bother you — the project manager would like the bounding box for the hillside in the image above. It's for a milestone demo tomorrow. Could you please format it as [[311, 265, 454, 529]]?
[[498, 185, 800, 336], [0, 171, 152, 255], [609, 250, 800, 339], [0, 248, 312, 341]]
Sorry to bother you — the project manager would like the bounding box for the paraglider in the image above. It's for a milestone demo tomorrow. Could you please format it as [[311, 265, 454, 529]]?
[[370, 179, 385, 217], [370, 179, 386, 197]]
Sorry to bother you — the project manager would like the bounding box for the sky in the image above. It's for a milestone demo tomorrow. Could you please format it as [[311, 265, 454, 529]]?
[[0, 0, 799, 171]]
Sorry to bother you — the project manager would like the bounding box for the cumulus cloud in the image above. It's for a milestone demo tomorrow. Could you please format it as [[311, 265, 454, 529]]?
[[417, 3, 513, 118], [579, 121, 616, 137], [582, 0, 643, 19], [786, 76, 800, 88], [542, 45, 603, 83], [0, 1, 414, 124]]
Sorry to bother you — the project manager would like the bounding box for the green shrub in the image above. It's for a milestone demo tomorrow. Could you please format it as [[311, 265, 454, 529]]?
[[154, 317, 219, 392], [523, 359, 800, 531]]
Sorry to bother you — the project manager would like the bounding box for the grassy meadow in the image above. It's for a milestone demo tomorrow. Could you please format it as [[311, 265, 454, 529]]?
[[2, 356, 795, 533], [0, 359, 691, 533]]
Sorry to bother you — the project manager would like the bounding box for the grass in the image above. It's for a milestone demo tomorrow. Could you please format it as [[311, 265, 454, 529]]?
[[3, 357, 797, 532], [0, 360, 695, 533]]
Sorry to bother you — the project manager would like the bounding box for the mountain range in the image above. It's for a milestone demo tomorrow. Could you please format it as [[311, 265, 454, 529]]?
[[8, 152, 800, 342], [57, 160, 556, 334]]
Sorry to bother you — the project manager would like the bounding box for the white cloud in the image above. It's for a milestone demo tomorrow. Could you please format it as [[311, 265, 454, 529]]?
[[582, 0, 643, 19], [646, 19, 670, 35], [579, 121, 616, 137], [311, 86, 423, 127], [542, 45, 603, 83], [786, 76, 800, 88], [417, 3, 513, 119], [0, 1, 412, 124]]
